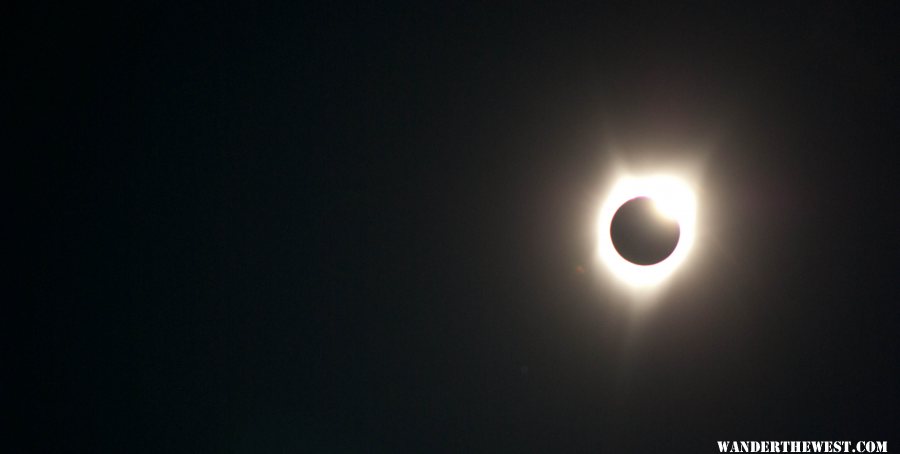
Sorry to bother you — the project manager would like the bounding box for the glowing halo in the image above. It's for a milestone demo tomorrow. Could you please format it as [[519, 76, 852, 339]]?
[[596, 174, 697, 288]]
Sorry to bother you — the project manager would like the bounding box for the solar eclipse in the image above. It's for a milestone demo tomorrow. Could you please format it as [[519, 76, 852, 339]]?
[[610, 197, 681, 265], [596, 174, 697, 288]]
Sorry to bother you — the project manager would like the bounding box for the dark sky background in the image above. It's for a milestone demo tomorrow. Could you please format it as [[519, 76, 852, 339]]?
[[16, 2, 899, 452]]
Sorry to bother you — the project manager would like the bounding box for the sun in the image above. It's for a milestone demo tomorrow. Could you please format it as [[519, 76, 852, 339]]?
[[596, 174, 698, 288]]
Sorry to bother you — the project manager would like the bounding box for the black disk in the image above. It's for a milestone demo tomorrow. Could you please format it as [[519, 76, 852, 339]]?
[[610, 197, 681, 265]]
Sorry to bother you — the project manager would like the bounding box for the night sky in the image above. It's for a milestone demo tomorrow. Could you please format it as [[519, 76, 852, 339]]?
[[16, 2, 900, 452]]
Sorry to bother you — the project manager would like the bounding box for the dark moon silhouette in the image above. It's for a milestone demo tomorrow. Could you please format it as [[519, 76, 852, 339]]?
[[610, 197, 681, 265]]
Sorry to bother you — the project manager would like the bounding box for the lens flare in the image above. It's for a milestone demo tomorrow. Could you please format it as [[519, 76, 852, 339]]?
[[596, 174, 697, 288]]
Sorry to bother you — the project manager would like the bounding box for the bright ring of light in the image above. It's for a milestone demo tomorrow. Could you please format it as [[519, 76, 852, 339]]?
[[596, 175, 697, 288]]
